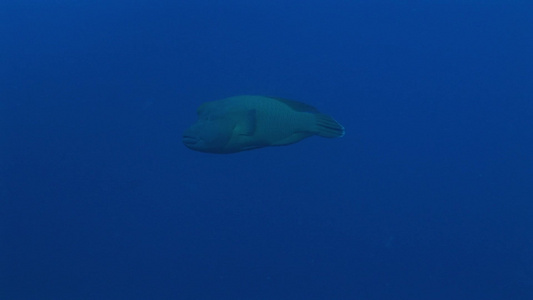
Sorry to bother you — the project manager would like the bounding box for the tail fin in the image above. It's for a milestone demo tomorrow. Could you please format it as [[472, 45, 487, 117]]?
[[313, 113, 345, 138]]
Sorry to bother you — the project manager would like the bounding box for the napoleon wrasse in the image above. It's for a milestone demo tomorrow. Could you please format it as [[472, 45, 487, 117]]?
[[183, 95, 344, 154]]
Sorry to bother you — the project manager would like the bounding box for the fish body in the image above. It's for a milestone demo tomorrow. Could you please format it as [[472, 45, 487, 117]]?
[[183, 95, 344, 153]]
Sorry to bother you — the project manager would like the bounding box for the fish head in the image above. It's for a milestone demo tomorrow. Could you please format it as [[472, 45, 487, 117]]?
[[182, 111, 235, 153]]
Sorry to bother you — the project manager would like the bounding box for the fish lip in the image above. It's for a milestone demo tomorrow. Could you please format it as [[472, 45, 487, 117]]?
[[182, 135, 198, 145]]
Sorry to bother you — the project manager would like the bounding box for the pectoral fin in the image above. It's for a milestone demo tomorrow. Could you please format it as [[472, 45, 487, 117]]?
[[235, 109, 257, 136]]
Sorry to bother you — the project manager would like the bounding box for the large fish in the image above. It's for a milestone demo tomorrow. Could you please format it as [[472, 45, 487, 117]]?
[[183, 95, 344, 153]]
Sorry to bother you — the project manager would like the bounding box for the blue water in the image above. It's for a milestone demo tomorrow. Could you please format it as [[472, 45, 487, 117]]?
[[1, 1, 532, 299]]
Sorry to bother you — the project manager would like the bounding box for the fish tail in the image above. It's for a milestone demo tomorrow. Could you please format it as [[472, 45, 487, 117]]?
[[313, 113, 345, 138]]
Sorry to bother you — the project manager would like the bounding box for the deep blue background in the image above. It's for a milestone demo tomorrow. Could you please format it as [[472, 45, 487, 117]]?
[[1, 1, 532, 299]]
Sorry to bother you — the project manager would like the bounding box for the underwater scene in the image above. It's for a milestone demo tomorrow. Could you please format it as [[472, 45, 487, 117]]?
[[1, 1, 532, 299]]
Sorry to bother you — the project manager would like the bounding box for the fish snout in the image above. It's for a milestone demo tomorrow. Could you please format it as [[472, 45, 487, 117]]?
[[182, 135, 198, 146], [182, 128, 199, 146]]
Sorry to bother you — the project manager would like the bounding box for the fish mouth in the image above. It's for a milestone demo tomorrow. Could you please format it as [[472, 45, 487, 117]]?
[[182, 135, 198, 145]]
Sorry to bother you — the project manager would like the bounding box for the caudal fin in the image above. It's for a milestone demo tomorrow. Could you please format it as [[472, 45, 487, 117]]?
[[314, 113, 345, 138]]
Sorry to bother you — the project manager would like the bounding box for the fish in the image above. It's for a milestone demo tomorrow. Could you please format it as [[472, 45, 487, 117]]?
[[182, 95, 344, 154]]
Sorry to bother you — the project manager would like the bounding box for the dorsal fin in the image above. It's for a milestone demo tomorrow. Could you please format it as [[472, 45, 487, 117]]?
[[267, 96, 320, 113]]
